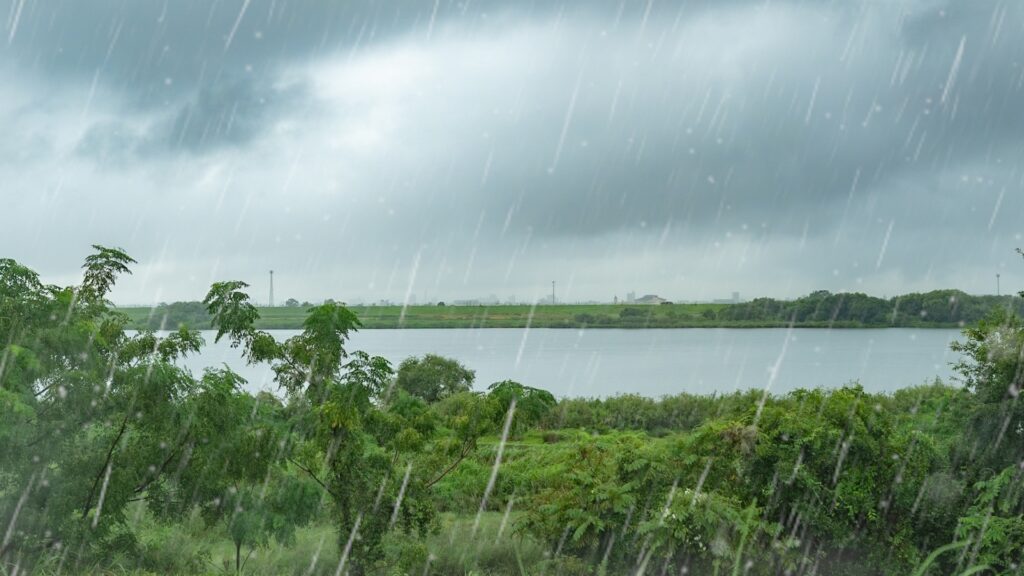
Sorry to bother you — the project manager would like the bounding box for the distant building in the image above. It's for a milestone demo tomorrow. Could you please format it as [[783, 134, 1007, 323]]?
[[626, 291, 636, 303], [452, 296, 504, 306], [633, 294, 668, 305], [712, 292, 741, 304]]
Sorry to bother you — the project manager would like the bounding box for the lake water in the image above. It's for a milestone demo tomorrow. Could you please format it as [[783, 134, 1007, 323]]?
[[173, 328, 965, 398]]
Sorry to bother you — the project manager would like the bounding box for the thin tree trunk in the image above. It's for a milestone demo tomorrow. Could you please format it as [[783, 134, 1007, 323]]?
[[236, 540, 241, 574], [82, 412, 130, 519], [133, 434, 191, 494], [425, 440, 474, 488]]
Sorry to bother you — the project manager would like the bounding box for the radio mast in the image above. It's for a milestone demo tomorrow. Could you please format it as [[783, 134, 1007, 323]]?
[[269, 270, 274, 307]]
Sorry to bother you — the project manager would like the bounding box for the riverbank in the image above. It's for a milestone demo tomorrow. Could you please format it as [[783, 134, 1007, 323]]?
[[117, 302, 972, 330]]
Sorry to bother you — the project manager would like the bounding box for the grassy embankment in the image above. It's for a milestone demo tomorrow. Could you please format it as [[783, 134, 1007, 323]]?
[[119, 303, 740, 330], [117, 302, 920, 330], [120, 289, 1018, 329]]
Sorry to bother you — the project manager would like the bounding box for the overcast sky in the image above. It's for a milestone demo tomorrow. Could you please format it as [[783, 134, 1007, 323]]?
[[2, 0, 1022, 305]]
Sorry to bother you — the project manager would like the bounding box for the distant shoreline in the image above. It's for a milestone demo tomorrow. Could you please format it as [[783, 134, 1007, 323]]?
[[116, 299, 990, 331]]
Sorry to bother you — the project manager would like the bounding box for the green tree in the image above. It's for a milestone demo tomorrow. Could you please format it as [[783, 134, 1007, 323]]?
[[954, 465, 1024, 572], [135, 369, 319, 574], [202, 285, 466, 572], [395, 354, 475, 404], [519, 434, 648, 566], [423, 391, 498, 489], [218, 470, 321, 573], [0, 247, 276, 572], [951, 307, 1024, 472], [487, 380, 557, 436], [140, 301, 212, 330]]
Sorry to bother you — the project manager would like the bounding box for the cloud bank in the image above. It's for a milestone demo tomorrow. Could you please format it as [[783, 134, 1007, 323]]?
[[2, 0, 1022, 304]]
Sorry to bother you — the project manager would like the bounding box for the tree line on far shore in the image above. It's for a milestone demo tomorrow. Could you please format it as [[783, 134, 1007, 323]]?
[[124, 289, 1023, 330]]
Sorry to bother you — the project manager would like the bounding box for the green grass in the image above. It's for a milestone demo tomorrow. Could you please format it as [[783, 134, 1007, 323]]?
[[118, 300, 978, 331], [348, 303, 730, 329], [116, 288, 1012, 330], [117, 302, 763, 330], [21, 509, 553, 575], [129, 507, 341, 576], [420, 512, 554, 576]]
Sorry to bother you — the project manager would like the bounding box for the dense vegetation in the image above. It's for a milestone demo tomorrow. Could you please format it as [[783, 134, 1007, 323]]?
[[121, 302, 729, 330], [719, 289, 1024, 327], [121, 289, 1021, 331], [3, 247, 1024, 575]]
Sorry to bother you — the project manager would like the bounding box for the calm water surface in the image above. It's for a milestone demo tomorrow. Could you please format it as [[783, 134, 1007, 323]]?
[[172, 328, 964, 398]]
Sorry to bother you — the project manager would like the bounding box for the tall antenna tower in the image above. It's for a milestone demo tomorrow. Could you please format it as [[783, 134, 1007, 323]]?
[[269, 270, 274, 307], [552, 280, 556, 305]]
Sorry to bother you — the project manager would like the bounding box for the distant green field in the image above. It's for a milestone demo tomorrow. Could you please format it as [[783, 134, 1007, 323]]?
[[118, 302, 740, 330], [121, 287, 1009, 330]]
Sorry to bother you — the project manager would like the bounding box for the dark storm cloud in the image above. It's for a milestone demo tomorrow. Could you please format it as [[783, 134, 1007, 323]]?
[[1, 0, 1022, 302], [5, 0, 439, 149], [168, 74, 298, 150], [73, 72, 308, 161], [7, 0, 415, 92], [420, 0, 1024, 242]]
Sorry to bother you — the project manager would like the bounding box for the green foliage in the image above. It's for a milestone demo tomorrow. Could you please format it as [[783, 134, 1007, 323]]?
[[496, 385, 965, 574], [298, 302, 362, 383], [80, 245, 136, 304], [136, 301, 212, 330], [218, 471, 322, 572], [396, 354, 475, 404], [8, 246, 1024, 576], [619, 306, 648, 319], [344, 351, 396, 400], [0, 247, 273, 572], [0, 248, 476, 574], [951, 308, 1024, 473], [721, 289, 1024, 327], [517, 433, 647, 562], [120, 290, 1020, 330], [203, 281, 261, 347], [954, 465, 1024, 572], [636, 495, 779, 573], [545, 390, 762, 433], [204, 287, 468, 572], [487, 380, 556, 436], [419, 391, 499, 506], [953, 308, 1024, 403]]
